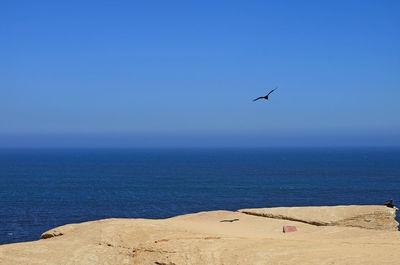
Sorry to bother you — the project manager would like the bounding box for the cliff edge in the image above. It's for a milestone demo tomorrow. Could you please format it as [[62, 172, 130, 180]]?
[[1, 205, 399, 265], [239, 205, 399, 231]]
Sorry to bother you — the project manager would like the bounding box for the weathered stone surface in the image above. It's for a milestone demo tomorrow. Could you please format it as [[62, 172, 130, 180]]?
[[239, 205, 399, 231], [40, 223, 79, 239], [1, 207, 400, 265], [40, 230, 63, 239]]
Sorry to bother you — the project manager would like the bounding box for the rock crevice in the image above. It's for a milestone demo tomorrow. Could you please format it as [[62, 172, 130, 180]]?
[[238, 205, 399, 231]]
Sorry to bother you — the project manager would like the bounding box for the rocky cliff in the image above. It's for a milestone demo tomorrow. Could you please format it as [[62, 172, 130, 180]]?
[[1, 205, 399, 265]]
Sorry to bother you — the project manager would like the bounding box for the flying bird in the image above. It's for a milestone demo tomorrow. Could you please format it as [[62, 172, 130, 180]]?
[[253, 87, 278, 102], [220, 219, 239, 223]]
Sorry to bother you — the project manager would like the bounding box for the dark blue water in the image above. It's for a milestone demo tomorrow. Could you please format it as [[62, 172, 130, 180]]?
[[1, 148, 399, 245]]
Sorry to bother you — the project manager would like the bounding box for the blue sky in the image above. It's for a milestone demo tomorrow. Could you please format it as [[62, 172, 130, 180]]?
[[1, 0, 399, 147]]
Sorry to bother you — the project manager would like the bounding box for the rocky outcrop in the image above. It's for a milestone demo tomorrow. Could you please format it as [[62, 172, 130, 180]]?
[[239, 205, 399, 231], [1, 206, 400, 265], [40, 229, 63, 239], [40, 223, 79, 239]]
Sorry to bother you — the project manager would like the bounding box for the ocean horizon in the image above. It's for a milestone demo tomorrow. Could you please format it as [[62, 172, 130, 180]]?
[[1, 147, 399, 245]]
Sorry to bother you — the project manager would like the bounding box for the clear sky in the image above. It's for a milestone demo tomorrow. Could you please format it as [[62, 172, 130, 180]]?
[[1, 0, 399, 147]]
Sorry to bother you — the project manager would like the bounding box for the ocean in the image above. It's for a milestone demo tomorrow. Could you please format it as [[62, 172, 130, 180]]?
[[1, 148, 399, 245]]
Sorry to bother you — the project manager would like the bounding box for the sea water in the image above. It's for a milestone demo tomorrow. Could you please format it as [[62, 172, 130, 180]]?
[[1, 148, 399, 244]]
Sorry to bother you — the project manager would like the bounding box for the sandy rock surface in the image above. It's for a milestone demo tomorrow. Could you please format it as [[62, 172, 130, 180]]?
[[239, 205, 399, 230], [1, 206, 399, 265]]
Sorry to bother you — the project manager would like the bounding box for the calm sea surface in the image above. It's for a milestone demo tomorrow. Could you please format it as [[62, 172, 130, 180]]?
[[1, 148, 399, 244]]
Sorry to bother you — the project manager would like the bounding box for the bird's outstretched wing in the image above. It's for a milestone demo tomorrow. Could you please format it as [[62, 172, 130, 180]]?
[[266, 87, 278, 97], [253, 97, 264, 101]]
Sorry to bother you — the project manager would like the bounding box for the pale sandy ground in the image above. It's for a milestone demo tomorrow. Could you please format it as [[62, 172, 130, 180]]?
[[1, 207, 399, 265]]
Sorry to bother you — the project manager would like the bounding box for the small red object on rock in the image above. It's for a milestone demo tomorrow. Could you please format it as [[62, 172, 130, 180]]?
[[283, 226, 297, 233]]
